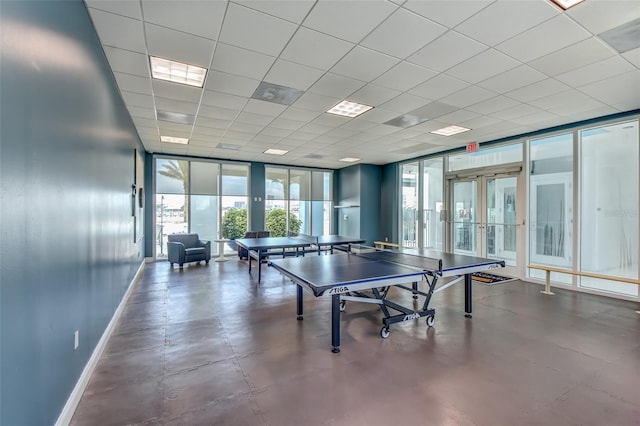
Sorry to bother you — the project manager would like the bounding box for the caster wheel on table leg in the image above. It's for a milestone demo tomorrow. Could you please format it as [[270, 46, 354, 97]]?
[[380, 327, 390, 339]]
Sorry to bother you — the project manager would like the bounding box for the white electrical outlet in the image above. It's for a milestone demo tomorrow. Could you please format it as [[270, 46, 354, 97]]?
[[74, 330, 79, 350]]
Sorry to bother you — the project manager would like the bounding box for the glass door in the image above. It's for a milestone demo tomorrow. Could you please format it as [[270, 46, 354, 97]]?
[[450, 173, 521, 274]]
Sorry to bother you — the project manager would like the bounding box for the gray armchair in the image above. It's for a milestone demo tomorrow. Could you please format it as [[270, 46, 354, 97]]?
[[167, 233, 211, 268]]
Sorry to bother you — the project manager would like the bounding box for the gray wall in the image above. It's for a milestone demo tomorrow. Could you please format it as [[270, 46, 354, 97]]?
[[0, 2, 145, 424], [336, 164, 382, 244]]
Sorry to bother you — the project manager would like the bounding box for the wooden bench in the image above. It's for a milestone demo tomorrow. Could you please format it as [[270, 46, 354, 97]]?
[[528, 264, 640, 314], [373, 241, 402, 250]]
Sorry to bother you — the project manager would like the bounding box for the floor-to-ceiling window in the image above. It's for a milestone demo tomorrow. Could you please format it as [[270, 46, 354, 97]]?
[[155, 157, 249, 258], [401, 162, 418, 247], [423, 158, 444, 250], [400, 159, 444, 249], [528, 133, 573, 284], [265, 166, 332, 237], [580, 121, 639, 297]]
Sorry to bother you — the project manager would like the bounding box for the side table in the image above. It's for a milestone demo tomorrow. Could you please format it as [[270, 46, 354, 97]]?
[[214, 238, 230, 262]]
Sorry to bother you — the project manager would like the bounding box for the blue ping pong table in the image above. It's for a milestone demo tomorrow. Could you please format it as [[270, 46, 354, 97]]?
[[235, 235, 366, 282], [270, 248, 505, 353]]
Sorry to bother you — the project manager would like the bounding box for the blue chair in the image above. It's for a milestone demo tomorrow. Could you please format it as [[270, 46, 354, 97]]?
[[167, 233, 211, 268]]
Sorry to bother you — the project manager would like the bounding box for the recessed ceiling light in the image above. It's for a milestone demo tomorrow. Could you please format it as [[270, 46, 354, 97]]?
[[150, 56, 207, 88], [339, 157, 360, 163], [430, 125, 471, 136], [264, 149, 288, 155], [160, 136, 189, 144], [327, 101, 373, 118], [549, 0, 586, 10]]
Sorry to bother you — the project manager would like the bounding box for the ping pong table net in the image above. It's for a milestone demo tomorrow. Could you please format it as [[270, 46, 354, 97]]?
[[356, 250, 443, 275]]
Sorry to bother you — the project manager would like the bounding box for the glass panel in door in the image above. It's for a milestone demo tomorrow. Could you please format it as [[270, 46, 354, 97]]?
[[486, 176, 517, 267], [452, 180, 478, 256]]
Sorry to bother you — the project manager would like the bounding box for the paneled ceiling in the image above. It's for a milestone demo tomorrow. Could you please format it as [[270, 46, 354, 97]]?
[[85, 0, 640, 169]]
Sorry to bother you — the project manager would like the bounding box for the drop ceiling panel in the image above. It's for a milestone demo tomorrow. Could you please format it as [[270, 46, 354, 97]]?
[[211, 43, 275, 80], [477, 65, 547, 94], [303, 0, 396, 44], [491, 104, 544, 121], [308, 73, 366, 99], [529, 38, 615, 76], [411, 74, 470, 101], [219, 3, 298, 57], [243, 99, 288, 116], [154, 97, 198, 115], [198, 105, 238, 121], [86, 0, 142, 19], [281, 27, 354, 70], [578, 70, 640, 110], [331, 46, 400, 82], [121, 91, 155, 109], [240, 1, 315, 24], [380, 93, 430, 114], [455, 1, 558, 47], [506, 78, 570, 103], [404, 0, 491, 29], [567, 0, 640, 34], [292, 92, 342, 112], [141, 1, 224, 40], [145, 23, 215, 68], [128, 106, 156, 120], [408, 30, 487, 72], [556, 55, 635, 87], [440, 85, 496, 108], [204, 71, 260, 97], [279, 107, 322, 122], [496, 14, 591, 63], [235, 111, 274, 126], [201, 90, 247, 111], [264, 59, 325, 91], [447, 48, 520, 84], [113, 72, 153, 95], [361, 8, 447, 59], [622, 46, 640, 68], [349, 84, 401, 107], [466, 95, 521, 115], [87, 9, 146, 53], [103, 47, 149, 77], [152, 80, 202, 103], [373, 61, 438, 92]]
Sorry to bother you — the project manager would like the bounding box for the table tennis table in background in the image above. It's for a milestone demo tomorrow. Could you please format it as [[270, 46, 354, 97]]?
[[235, 234, 366, 282], [269, 247, 505, 353]]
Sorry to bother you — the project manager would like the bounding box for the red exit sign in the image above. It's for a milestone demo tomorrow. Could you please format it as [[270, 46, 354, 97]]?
[[466, 142, 479, 152]]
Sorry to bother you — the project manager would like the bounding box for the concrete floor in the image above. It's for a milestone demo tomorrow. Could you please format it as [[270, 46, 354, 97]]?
[[71, 255, 640, 425]]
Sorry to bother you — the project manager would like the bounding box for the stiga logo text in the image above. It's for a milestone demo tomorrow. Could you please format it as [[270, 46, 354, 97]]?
[[403, 313, 421, 321], [329, 286, 349, 294]]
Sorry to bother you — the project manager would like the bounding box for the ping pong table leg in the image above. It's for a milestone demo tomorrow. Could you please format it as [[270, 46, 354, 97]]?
[[331, 294, 341, 353], [296, 285, 303, 320], [464, 273, 472, 318], [257, 249, 262, 282]]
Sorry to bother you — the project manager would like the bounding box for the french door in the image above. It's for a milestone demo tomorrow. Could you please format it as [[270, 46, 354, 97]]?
[[448, 172, 522, 275]]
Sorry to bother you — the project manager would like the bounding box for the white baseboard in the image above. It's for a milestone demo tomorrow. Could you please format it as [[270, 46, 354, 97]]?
[[55, 260, 145, 426]]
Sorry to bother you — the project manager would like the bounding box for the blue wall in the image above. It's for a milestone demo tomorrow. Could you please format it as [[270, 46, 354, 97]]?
[[0, 2, 145, 424]]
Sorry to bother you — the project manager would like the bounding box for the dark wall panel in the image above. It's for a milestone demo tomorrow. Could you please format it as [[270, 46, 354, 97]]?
[[0, 2, 144, 424], [359, 164, 381, 244], [380, 163, 399, 244], [250, 162, 266, 231]]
